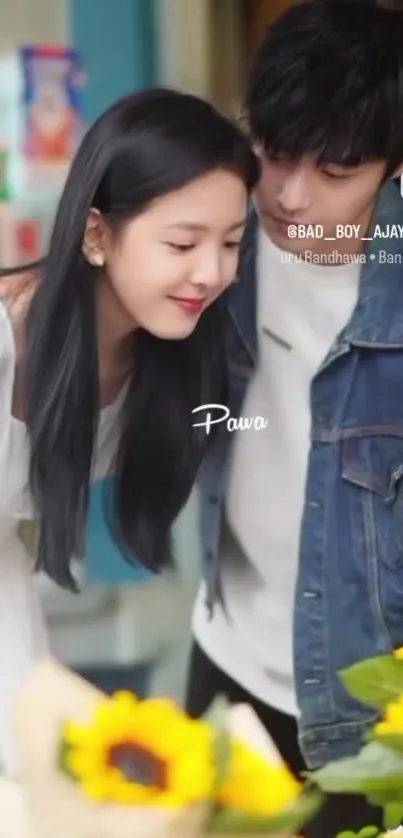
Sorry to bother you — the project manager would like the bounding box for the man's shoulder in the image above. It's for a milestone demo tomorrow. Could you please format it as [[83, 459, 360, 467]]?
[[372, 180, 403, 243], [223, 208, 258, 345], [227, 207, 258, 297], [241, 205, 259, 261]]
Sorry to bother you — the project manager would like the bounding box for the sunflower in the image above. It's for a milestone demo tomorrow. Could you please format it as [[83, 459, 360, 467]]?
[[216, 739, 302, 816], [61, 691, 215, 806], [374, 695, 403, 736]]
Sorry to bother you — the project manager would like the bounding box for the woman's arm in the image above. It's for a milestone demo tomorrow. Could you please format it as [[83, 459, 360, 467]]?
[[0, 269, 49, 777]]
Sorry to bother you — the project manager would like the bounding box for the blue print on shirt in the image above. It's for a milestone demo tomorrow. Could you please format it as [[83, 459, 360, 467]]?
[[85, 477, 151, 584]]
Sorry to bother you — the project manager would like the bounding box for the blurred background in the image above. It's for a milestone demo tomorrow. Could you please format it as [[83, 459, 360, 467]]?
[[0, 0, 294, 267], [2, 0, 396, 705]]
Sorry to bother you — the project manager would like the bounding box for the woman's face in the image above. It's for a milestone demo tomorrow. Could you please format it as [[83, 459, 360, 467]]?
[[97, 169, 248, 340]]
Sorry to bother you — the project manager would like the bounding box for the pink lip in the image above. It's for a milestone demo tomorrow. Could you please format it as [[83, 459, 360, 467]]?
[[266, 211, 296, 227], [169, 296, 205, 313]]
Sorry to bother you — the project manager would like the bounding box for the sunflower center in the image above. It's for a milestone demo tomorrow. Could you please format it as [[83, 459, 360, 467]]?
[[108, 741, 167, 788]]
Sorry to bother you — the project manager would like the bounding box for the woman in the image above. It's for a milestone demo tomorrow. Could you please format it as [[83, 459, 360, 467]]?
[[0, 87, 259, 773]]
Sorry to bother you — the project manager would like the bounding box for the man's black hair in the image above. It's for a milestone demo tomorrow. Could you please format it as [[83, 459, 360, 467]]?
[[245, 0, 403, 176]]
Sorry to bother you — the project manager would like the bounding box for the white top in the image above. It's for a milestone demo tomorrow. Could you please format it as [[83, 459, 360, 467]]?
[[0, 297, 120, 776], [193, 230, 360, 715]]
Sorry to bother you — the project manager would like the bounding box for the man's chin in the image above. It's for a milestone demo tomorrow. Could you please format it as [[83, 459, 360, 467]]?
[[260, 216, 310, 254]]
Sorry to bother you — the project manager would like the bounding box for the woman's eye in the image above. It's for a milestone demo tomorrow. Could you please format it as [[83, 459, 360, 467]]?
[[167, 242, 195, 252], [225, 241, 242, 250]]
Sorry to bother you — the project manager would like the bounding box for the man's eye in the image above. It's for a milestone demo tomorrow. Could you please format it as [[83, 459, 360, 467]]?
[[265, 151, 292, 164], [323, 170, 351, 180]]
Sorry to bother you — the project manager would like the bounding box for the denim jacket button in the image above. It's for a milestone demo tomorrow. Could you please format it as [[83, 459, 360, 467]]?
[[302, 591, 319, 598], [308, 499, 323, 509]]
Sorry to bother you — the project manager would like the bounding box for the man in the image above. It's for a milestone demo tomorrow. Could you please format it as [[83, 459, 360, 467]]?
[[186, 2, 403, 836]]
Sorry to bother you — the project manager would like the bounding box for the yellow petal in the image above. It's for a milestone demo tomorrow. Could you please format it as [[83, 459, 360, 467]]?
[[374, 720, 389, 735], [65, 748, 104, 778], [379, 699, 403, 733], [81, 774, 110, 800], [217, 741, 301, 816]]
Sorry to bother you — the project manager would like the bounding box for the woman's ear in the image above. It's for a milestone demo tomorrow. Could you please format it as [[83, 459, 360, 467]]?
[[391, 161, 403, 180], [82, 208, 106, 267]]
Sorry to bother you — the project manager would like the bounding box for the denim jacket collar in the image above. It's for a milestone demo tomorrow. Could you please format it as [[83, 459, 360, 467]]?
[[228, 182, 403, 359], [227, 208, 259, 363]]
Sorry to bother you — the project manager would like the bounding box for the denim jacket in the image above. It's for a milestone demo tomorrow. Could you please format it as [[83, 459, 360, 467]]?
[[198, 181, 403, 768]]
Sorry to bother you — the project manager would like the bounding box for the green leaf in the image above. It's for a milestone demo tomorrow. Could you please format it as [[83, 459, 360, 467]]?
[[207, 789, 324, 834], [370, 731, 403, 754], [57, 734, 78, 782], [340, 656, 403, 709], [383, 800, 403, 830], [335, 830, 380, 838], [202, 695, 232, 791], [310, 741, 403, 800], [203, 694, 231, 728]]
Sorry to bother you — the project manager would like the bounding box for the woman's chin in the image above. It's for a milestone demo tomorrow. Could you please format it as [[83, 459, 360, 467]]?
[[145, 315, 202, 340]]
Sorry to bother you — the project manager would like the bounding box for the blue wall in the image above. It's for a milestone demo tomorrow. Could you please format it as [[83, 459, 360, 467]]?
[[69, 0, 156, 123], [68, 0, 157, 586]]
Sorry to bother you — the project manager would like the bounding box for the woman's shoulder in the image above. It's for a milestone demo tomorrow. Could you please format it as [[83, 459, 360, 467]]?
[[0, 271, 37, 333], [0, 271, 38, 359]]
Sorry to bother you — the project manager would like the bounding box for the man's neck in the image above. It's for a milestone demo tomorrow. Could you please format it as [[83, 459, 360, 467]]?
[[297, 201, 376, 259]]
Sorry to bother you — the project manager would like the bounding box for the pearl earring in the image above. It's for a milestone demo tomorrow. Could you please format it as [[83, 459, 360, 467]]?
[[90, 253, 104, 267]]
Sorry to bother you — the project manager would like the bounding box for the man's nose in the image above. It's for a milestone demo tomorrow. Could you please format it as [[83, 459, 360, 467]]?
[[278, 171, 311, 214]]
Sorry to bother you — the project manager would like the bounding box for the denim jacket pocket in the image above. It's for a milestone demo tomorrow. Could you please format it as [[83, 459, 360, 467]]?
[[341, 433, 403, 569]]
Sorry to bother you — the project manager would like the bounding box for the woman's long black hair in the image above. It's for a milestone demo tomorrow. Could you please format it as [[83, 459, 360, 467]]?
[[17, 87, 259, 590]]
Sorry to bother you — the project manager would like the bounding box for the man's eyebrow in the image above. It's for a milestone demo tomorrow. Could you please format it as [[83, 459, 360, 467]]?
[[164, 221, 246, 232]]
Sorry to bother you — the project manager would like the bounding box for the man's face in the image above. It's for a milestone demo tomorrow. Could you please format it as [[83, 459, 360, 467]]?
[[255, 151, 388, 254]]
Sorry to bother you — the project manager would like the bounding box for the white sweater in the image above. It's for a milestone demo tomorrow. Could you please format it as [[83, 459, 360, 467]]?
[[193, 230, 360, 715], [0, 298, 120, 775]]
